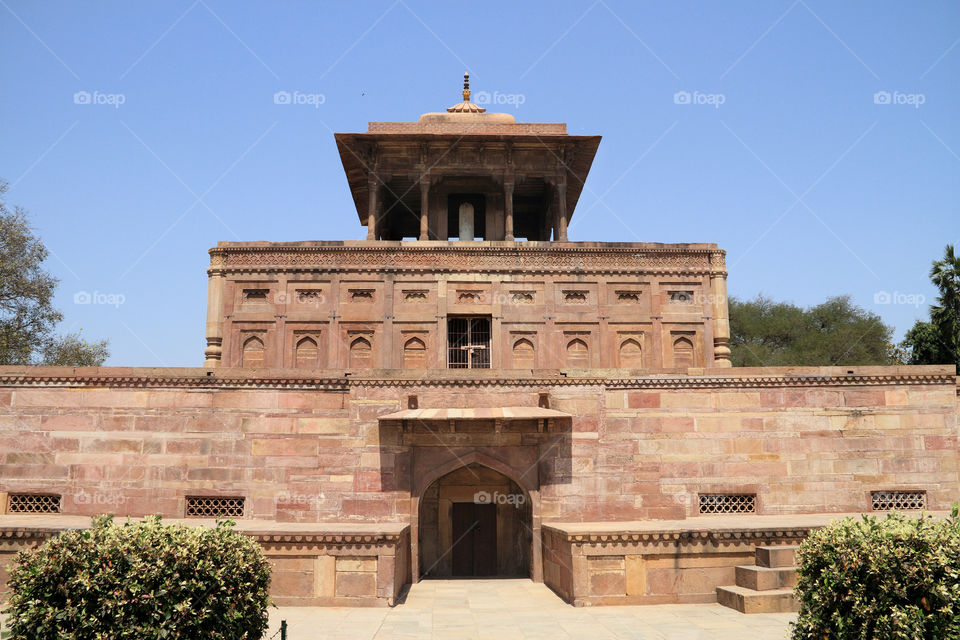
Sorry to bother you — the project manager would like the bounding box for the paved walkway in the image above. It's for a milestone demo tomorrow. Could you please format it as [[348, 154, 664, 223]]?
[[268, 579, 796, 639]]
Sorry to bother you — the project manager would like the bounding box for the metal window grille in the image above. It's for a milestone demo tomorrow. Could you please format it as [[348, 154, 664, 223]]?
[[447, 317, 491, 369], [185, 496, 245, 518], [8, 493, 61, 514], [871, 490, 925, 511], [698, 494, 756, 514]]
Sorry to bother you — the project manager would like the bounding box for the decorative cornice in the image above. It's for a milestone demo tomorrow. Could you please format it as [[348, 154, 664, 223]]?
[[209, 244, 722, 276], [250, 532, 404, 545], [0, 371, 953, 391], [0, 369, 955, 392], [0, 528, 407, 546], [554, 527, 813, 546]]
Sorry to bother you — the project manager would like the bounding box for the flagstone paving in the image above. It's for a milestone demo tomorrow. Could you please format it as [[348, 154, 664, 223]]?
[[267, 578, 797, 639]]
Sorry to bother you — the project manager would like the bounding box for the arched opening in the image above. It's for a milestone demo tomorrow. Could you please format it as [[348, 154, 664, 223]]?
[[241, 335, 264, 367], [349, 336, 372, 368], [418, 464, 531, 579], [511, 338, 535, 369], [565, 338, 589, 368], [402, 336, 426, 369], [294, 336, 318, 369], [619, 338, 642, 368], [673, 336, 695, 368]]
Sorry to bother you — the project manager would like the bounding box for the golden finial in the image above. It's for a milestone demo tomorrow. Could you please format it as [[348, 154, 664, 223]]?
[[462, 71, 471, 102]]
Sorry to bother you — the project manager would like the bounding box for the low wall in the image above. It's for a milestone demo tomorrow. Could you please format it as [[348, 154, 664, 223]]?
[[0, 517, 410, 607], [542, 513, 950, 606]]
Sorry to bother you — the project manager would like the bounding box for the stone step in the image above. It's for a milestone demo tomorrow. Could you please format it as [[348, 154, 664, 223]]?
[[735, 564, 798, 591], [755, 545, 799, 568], [716, 585, 800, 614]]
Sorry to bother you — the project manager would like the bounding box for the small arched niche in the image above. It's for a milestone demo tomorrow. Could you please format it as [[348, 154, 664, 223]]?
[[619, 338, 642, 368], [349, 336, 372, 368], [241, 335, 264, 367], [402, 336, 427, 369], [511, 338, 535, 369], [294, 336, 318, 369], [673, 336, 695, 368], [565, 338, 589, 368]]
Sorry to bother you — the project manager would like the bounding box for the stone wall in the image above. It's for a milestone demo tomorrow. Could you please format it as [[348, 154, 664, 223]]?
[[0, 364, 956, 606], [0, 365, 956, 523], [205, 242, 728, 370], [0, 520, 409, 606]]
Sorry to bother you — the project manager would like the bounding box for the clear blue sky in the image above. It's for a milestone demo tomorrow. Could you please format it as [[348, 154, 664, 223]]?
[[2, 1, 957, 366]]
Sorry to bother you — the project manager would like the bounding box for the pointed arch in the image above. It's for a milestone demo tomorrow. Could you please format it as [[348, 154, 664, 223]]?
[[349, 336, 372, 368], [402, 336, 426, 369], [673, 336, 695, 368], [619, 338, 643, 368], [294, 336, 318, 369], [512, 338, 535, 369], [241, 335, 264, 367], [565, 338, 589, 368]]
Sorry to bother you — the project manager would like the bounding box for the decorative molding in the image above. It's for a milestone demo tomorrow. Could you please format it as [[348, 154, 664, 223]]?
[[0, 527, 406, 547], [402, 289, 429, 301], [0, 371, 953, 391], [549, 527, 813, 546], [210, 245, 720, 276]]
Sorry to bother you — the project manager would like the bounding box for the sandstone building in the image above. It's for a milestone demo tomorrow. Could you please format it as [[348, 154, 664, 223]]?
[[1, 76, 957, 610]]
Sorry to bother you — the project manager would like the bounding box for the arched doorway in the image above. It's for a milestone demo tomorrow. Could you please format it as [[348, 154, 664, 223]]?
[[417, 464, 532, 579]]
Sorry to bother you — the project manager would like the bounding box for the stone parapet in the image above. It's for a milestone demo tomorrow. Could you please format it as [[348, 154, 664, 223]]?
[[542, 513, 950, 606], [0, 517, 410, 607]]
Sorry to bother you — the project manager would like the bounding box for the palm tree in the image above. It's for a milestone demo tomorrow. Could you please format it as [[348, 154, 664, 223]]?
[[930, 244, 960, 368]]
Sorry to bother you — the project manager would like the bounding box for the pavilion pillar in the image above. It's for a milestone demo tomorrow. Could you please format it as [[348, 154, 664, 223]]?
[[366, 175, 379, 241], [555, 179, 568, 242], [419, 177, 430, 240], [710, 250, 732, 367], [504, 180, 515, 241], [203, 253, 225, 367]]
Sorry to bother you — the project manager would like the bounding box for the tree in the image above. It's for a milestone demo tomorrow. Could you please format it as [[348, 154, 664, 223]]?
[[729, 294, 894, 366], [0, 180, 108, 366], [898, 245, 960, 369]]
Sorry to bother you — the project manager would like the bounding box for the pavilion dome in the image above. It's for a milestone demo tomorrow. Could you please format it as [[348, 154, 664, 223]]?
[[417, 72, 517, 124]]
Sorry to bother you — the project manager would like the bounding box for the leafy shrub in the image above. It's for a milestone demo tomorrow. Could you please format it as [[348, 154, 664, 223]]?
[[3, 515, 271, 640], [791, 507, 960, 640]]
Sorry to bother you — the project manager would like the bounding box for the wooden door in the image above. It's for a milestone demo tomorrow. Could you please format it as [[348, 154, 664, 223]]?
[[451, 502, 497, 576]]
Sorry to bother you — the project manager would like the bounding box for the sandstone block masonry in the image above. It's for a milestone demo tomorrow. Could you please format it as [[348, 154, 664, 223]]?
[[0, 364, 956, 605]]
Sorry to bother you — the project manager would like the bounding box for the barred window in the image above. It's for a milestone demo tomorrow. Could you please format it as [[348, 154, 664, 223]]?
[[447, 317, 490, 369], [8, 493, 61, 514], [698, 493, 756, 514], [871, 490, 926, 511], [185, 496, 245, 518]]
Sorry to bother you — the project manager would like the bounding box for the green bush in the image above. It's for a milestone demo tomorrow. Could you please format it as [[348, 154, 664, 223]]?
[[3, 515, 271, 640], [792, 507, 960, 640]]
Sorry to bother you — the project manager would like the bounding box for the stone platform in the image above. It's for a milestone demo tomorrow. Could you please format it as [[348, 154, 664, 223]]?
[[0, 516, 410, 607], [263, 578, 797, 639], [2, 512, 946, 609], [541, 512, 948, 607]]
